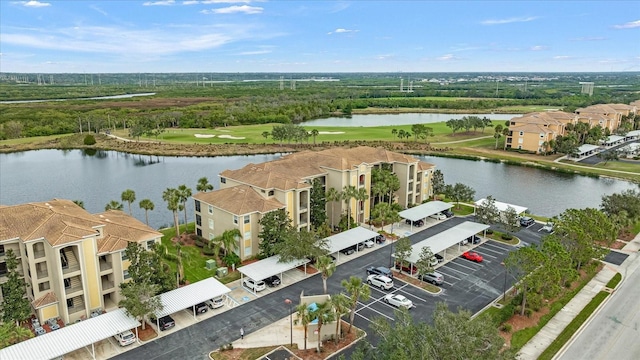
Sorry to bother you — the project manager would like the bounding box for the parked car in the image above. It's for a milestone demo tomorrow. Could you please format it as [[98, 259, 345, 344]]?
[[367, 274, 394, 290], [263, 275, 281, 287], [419, 271, 444, 286], [394, 262, 417, 275], [340, 246, 356, 255], [150, 315, 175, 331], [429, 212, 447, 220], [205, 295, 225, 309], [429, 256, 439, 267], [367, 266, 393, 278], [405, 219, 424, 227], [188, 302, 208, 314], [461, 251, 483, 263], [520, 216, 535, 227], [442, 209, 455, 218], [375, 234, 387, 244], [434, 253, 444, 262], [459, 237, 469, 246], [384, 294, 414, 309], [243, 278, 266, 292], [468, 235, 481, 244], [363, 239, 375, 248], [355, 242, 366, 251], [114, 330, 136, 346], [542, 222, 555, 233]]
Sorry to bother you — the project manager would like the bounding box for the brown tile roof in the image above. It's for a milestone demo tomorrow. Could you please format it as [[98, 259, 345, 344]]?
[[32, 292, 58, 309], [575, 104, 619, 115], [93, 210, 163, 254], [510, 123, 554, 134], [0, 199, 103, 246], [418, 161, 435, 171], [609, 104, 636, 111], [194, 185, 285, 215], [510, 111, 574, 126]]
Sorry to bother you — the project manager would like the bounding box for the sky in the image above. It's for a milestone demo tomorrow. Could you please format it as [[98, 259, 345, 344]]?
[[0, 1, 639, 73]]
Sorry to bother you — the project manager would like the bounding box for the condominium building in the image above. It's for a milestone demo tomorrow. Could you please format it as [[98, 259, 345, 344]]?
[[0, 199, 162, 325], [193, 146, 435, 261]]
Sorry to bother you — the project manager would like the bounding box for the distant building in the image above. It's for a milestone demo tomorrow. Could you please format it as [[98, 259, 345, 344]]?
[[579, 82, 594, 96]]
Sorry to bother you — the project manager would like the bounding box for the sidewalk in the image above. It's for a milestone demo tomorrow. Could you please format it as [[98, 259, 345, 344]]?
[[517, 236, 640, 360]]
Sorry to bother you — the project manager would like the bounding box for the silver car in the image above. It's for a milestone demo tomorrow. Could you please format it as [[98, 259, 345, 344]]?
[[419, 271, 444, 286]]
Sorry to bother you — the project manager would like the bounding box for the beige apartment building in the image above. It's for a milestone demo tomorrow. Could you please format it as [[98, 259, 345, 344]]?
[[506, 103, 638, 153], [193, 146, 435, 261], [0, 199, 162, 325]]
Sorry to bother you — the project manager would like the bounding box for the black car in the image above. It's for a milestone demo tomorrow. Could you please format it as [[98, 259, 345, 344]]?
[[405, 219, 424, 227], [264, 275, 281, 287], [467, 235, 481, 244], [150, 315, 175, 331], [442, 209, 454, 218], [190, 302, 208, 314], [367, 266, 393, 278], [375, 234, 386, 244], [434, 253, 444, 262], [520, 216, 535, 227]]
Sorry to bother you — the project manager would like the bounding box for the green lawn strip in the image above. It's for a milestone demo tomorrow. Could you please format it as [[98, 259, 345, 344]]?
[[509, 268, 600, 351], [447, 203, 475, 216], [537, 291, 609, 360], [606, 273, 622, 289], [593, 160, 640, 173], [633, 221, 640, 235]]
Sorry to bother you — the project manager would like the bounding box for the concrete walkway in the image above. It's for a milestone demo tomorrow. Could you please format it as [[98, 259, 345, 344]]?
[[517, 236, 640, 360]]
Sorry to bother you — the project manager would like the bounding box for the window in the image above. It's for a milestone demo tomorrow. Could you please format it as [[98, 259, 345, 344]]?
[[38, 281, 50, 292], [233, 215, 238, 225], [518, 138, 523, 144], [196, 228, 202, 236], [209, 233, 215, 240], [220, 177, 226, 184], [518, 145, 522, 150], [123, 270, 130, 280], [540, 133, 545, 138], [67, 299, 73, 308], [208, 205, 214, 215], [195, 200, 201, 213], [196, 214, 202, 226], [208, 219, 214, 230], [0, 245, 4, 256], [519, 131, 524, 136], [147, 240, 155, 250], [359, 174, 365, 186], [244, 215, 250, 224], [0, 262, 7, 277], [121, 251, 128, 261], [268, 190, 274, 196]]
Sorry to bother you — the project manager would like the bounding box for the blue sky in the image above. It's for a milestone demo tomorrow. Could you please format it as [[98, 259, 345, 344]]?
[[1, 1, 638, 73]]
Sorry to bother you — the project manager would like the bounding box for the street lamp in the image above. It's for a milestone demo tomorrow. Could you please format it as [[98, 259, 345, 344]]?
[[284, 298, 293, 346]]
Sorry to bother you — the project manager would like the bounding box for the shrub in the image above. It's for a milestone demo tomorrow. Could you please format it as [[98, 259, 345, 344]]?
[[83, 134, 96, 145], [223, 252, 241, 269], [202, 245, 216, 256], [501, 233, 513, 240], [524, 308, 533, 318], [501, 323, 513, 333]]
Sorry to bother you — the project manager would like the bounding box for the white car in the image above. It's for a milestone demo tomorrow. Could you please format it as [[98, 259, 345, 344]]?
[[384, 294, 413, 309], [542, 222, 555, 233], [429, 212, 447, 220], [363, 239, 375, 248], [243, 278, 266, 292], [114, 330, 136, 346], [367, 274, 394, 290], [205, 295, 225, 309]]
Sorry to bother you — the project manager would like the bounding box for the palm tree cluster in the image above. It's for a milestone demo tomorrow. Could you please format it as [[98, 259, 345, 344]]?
[[325, 185, 370, 231]]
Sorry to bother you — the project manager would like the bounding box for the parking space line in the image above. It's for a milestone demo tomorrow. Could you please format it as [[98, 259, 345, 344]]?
[[435, 269, 461, 281], [449, 261, 480, 272], [391, 284, 427, 303], [439, 265, 468, 277], [475, 251, 497, 259], [477, 246, 505, 256], [484, 242, 513, 251], [356, 301, 395, 321]]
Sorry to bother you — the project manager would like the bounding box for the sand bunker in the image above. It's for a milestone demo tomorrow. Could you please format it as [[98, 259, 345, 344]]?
[[194, 134, 216, 138], [318, 131, 345, 135], [218, 134, 246, 140]]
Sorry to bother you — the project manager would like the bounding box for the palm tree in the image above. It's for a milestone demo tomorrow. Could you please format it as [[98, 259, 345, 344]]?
[[218, 229, 241, 258], [391, 128, 398, 139], [177, 184, 192, 227], [310, 129, 319, 145], [261, 131, 270, 141], [313, 301, 335, 352], [105, 200, 123, 211], [325, 187, 342, 230], [384, 172, 400, 205], [72, 200, 85, 209], [341, 276, 370, 333], [294, 303, 313, 350], [138, 199, 155, 226], [330, 293, 350, 344], [353, 187, 369, 224], [0, 322, 33, 348], [121, 189, 136, 215], [162, 188, 182, 238], [371, 180, 387, 206], [371, 202, 393, 232], [342, 185, 358, 229], [494, 125, 503, 149], [316, 256, 336, 294], [196, 177, 213, 192]]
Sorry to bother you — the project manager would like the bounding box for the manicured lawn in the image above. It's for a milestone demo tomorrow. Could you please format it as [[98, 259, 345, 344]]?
[[593, 160, 640, 173], [448, 203, 475, 216], [496, 105, 557, 112], [606, 273, 622, 289], [0, 133, 73, 145], [159, 223, 219, 283]]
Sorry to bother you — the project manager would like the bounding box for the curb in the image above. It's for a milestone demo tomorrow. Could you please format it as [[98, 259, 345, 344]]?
[[326, 327, 367, 360]]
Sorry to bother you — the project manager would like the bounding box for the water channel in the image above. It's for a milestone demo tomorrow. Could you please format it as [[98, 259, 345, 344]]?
[[0, 149, 635, 230]]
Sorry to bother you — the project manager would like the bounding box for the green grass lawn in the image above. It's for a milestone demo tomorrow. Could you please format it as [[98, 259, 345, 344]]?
[[593, 160, 640, 173], [0, 133, 74, 145], [496, 105, 558, 112]]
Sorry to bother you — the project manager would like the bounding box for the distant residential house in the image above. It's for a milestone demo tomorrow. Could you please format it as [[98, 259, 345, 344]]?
[[193, 146, 435, 261]]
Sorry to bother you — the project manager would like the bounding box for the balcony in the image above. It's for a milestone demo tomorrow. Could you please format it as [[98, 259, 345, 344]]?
[[101, 278, 115, 292], [36, 270, 49, 280], [99, 261, 113, 273], [67, 304, 86, 314], [34, 250, 45, 259], [62, 264, 80, 275]]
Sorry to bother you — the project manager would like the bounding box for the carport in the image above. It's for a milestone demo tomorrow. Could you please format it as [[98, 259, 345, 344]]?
[[238, 255, 310, 293], [395, 221, 490, 273], [569, 144, 600, 160], [326, 226, 379, 261], [154, 277, 231, 321], [0, 308, 140, 360], [601, 135, 625, 147], [398, 201, 453, 231], [624, 130, 640, 141], [474, 198, 527, 217]]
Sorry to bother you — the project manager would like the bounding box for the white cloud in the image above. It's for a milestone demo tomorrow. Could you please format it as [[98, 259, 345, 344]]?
[[481, 16, 537, 25], [530, 45, 547, 51], [570, 36, 606, 41], [237, 49, 271, 55], [90, 5, 108, 16], [143, 0, 175, 6], [15, 1, 51, 7], [201, 5, 263, 14], [553, 55, 571, 60], [437, 54, 457, 61], [613, 20, 640, 29], [201, 0, 255, 3], [327, 28, 358, 35], [182, 0, 199, 4]]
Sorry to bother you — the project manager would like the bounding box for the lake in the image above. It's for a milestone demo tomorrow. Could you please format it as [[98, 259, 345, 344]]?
[[1, 149, 635, 229]]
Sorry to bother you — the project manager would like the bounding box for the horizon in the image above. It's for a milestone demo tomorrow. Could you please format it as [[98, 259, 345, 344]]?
[[1, 1, 639, 73]]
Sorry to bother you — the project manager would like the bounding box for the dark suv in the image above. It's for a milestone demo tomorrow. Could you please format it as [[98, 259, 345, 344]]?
[[192, 302, 208, 314], [520, 217, 535, 227], [375, 234, 386, 244], [264, 275, 281, 287], [405, 219, 424, 227], [442, 209, 454, 218], [367, 266, 393, 278], [151, 315, 175, 331]]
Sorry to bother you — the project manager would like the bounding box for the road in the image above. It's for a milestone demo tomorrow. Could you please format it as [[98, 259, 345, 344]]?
[[558, 253, 640, 360]]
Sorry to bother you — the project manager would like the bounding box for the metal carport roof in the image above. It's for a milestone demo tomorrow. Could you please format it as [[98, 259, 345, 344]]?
[[400, 221, 490, 264], [0, 308, 140, 360], [474, 198, 528, 215], [154, 277, 231, 318], [398, 201, 453, 221], [326, 227, 379, 254], [238, 255, 310, 282]]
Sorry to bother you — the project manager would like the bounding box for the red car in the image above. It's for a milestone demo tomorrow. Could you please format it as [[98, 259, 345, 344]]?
[[395, 262, 417, 275], [461, 251, 483, 263]]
